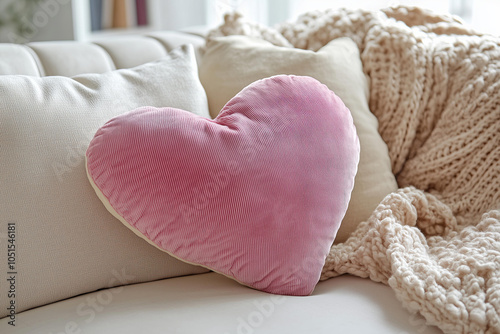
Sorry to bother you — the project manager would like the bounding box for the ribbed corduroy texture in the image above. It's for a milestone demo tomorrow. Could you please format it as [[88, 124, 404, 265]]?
[[87, 75, 360, 296], [198, 36, 398, 245], [207, 6, 500, 332]]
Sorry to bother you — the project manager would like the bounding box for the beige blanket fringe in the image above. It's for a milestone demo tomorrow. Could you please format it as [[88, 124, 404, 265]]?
[[208, 6, 500, 333]]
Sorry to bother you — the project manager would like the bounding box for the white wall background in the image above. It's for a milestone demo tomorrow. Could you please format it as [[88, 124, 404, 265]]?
[[0, 0, 498, 43]]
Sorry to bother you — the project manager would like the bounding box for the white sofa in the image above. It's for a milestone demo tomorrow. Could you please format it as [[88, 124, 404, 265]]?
[[0, 30, 443, 334]]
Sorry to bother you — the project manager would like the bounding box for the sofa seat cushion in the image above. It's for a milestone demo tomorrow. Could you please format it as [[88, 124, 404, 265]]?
[[0, 273, 442, 333]]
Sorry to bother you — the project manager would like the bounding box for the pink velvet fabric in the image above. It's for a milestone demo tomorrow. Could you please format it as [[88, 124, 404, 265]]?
[[86, 75, 359, 295]]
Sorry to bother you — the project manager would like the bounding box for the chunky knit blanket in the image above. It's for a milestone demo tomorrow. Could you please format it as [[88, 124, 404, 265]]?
[[208, 6, 500, 334]]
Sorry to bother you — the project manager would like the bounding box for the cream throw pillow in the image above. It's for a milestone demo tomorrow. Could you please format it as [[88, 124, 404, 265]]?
[[199, 36, 398, 244], [0, 45, 210, 318]]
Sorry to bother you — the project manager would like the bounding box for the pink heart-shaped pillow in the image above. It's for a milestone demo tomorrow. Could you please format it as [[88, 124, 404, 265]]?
[[86, 75, 359, 295]]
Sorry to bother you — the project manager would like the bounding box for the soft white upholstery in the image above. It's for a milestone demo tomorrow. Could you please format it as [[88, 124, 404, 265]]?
[[0, 30, 443, 333], [28, 41, 116, 76], [93, 37, 168, 69], [0, 31, 205, 77], [0, 273, 442, 334], [0, 44, 42, 76]]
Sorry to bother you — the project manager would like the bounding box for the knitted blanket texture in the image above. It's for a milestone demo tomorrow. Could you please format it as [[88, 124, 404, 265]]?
[[208, 6, 500, 333]]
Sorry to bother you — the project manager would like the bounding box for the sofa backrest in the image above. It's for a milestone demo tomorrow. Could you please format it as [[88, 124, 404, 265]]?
[[0, 31, 205, 77], [0, 32, 211, 319]]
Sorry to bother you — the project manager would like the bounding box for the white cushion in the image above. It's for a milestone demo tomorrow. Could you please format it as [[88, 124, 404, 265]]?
[[199, 36, 398, 243], [0, 45, 210, 318], [0, 273, 443, 333]]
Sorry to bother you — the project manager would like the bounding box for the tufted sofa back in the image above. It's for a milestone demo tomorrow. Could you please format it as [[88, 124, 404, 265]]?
[[0, 31, 205, 77]]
